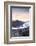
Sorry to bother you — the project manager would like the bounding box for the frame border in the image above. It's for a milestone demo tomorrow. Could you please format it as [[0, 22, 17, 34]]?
[[4, 1, 35, 44]]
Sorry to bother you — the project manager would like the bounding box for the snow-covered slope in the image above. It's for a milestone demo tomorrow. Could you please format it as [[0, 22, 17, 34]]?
[[12, 21, 30, 30]]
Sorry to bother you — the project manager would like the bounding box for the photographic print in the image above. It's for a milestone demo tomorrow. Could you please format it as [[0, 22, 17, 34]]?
[[11, 7, 30, 37], [4, 2, 35, 44]]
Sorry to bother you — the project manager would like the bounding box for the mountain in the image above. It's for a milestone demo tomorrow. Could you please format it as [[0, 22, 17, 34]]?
[[12, 20, 30, 28], [11, 20, 29, 37], [12, 20, 25, 27]]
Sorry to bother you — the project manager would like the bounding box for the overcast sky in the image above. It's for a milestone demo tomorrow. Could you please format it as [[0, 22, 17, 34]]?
[[12, 8, 31, 22]]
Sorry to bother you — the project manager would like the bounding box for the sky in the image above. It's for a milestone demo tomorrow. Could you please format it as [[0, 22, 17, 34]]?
[[12, 8, 31, 22]]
